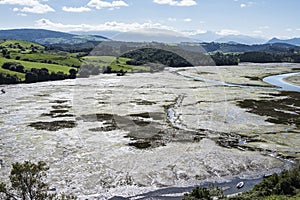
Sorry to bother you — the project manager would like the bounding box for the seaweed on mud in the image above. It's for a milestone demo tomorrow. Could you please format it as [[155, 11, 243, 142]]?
[[132, 119, 151, 126], [128, 141, 152, 149], [129, 112, 164, 120], [50, 100, 69, 104], [51, 105, 72, 109], [237, 91, 300, 127], [54, 114, 75, 118], [34, 94, 50, 97], [129, 112, 151, 118], [78, 113, 115, 122], [28, 120, 77, 131], [50, 110, 69, 114], [127, 135, 166, 149], [244, 76, 260, 81], [134, 100, 157, 105], [89, 125, 117, 132], [41, 109, 73, 118], [78, 111, 204, 149]]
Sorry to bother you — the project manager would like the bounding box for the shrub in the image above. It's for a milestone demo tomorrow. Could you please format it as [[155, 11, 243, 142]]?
[[0, 161, 76, 200]]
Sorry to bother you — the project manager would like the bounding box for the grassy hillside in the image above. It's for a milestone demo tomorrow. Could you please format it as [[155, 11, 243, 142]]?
[[0, 29, 109, 45], [0, 66, 25, 80], [0, 40, 44, 54], [0, 40, 44, 49], [82, 56, 150, 72], [0, 57, 75, 73], [0, 40, 79, 83], [10, 52, 82, 67]]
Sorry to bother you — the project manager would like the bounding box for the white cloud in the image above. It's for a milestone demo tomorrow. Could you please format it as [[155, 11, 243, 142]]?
[[240, 1, 254, 8], [62, 6, 91, 13], [20, 4, 54, 14], [87, 0, 128, 9], [0, 0, 55, 14], [17, 13, 27, 16], [216, 29, 241, 36], [183, 18, 192, 22], [153, 0, 197, 7], [168, 17, 177, 22], [181, 29, 207, 36], [35, 18, 175, 33], [286, 28, 293, 32]]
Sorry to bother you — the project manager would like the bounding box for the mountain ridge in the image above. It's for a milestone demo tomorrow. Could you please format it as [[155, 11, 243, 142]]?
[[1, 28, 300, 47], [268, 37, 300, 46], [0, 28, 109, 45]]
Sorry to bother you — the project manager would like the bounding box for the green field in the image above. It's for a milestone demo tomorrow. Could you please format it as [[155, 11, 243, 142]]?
[[0, 67, 25, 80], [10, 52, 82, 67], [83, 56, 150, 72], [0, 40, 44, 53], [0, 57, 76, 80]]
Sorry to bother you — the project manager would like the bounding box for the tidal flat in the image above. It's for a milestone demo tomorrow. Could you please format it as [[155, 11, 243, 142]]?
[[0, 63, 299, 199]]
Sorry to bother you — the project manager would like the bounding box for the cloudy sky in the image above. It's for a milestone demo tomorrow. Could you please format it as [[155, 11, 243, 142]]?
[[0, 0, 299, 39]]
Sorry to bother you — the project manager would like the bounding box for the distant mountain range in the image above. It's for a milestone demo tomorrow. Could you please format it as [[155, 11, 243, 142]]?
[[215, 35, 267, 45], [0, 28, 300, 47], [188, 31, 268, 45], [0, 29, 110, 45], [267, 37, 300, 46], [72, 29, 269, 45], [110, 28, 194, 43]]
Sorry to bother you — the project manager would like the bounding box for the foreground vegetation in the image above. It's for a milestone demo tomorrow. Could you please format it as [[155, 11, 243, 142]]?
[[0, 161, 76, 200], [2, 161, 298, 200], [183, 166, 300, 200]]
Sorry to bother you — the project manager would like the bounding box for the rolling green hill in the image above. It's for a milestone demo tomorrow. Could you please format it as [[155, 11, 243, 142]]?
[[0, 39, 78, 84], [0, 29, 110, 45], [0, 57, 75, 76]]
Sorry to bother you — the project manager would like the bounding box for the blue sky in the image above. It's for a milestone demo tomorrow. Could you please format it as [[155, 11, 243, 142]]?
[[0, 0, 299, 39]]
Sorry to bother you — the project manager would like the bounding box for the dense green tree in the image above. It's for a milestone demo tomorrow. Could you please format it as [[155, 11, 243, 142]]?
[[211, 52, 239, 66], [0, 73, 20, 84], [68, 69, 77, 79], [183, 185, 224, 200], [122, 48, 193, 67]]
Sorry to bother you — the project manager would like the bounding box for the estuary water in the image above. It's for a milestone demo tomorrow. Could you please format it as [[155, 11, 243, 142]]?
[[263, 72, 300, 92], [0, 64, 298, 199]]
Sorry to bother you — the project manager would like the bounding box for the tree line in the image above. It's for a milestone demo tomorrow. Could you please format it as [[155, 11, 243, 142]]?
[[1, 62, 77, 84]]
